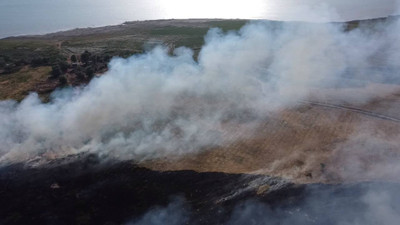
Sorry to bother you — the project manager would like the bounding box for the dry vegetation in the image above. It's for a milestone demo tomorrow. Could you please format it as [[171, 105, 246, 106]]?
[[0, 66, 51, 101], [142, 88, 400, 184]]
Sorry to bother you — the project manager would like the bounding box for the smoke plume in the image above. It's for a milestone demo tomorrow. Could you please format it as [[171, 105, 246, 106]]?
[[0, 17, 400, 167]]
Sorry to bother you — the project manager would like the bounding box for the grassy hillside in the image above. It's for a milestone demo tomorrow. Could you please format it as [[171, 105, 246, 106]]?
[[0, 19, 248, 101]]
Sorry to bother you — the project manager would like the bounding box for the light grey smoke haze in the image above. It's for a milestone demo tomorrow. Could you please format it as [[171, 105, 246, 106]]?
[[264, 0, 400, 22], [126, 197, 189, 225], [226, 186, 400, 225], [327, 122, 400, 182], [1, 18, 400, 165]]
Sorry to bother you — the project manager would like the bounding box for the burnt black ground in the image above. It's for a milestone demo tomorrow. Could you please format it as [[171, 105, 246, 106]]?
[[0, 154, 399, 225]]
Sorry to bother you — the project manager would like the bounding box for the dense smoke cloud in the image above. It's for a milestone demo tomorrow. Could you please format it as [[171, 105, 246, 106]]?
[[0, 17, 400, 166]]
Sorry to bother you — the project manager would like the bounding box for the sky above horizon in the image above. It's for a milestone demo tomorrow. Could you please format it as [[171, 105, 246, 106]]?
[[0, 0, 399, 38]]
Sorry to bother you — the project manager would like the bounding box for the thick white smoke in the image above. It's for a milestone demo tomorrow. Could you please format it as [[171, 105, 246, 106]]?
[[0, 18, 400, 165]]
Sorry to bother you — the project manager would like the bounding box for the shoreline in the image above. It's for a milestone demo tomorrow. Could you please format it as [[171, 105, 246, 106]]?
[[0, 18, 245, 40], [2, 15, 398, 40]]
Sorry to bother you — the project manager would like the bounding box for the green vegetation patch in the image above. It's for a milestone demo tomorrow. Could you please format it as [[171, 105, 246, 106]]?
[[0, 39, 65, 75], [0, 40, 62, 62], [149, 26, 210, 36], [207, 20, 249, 32]]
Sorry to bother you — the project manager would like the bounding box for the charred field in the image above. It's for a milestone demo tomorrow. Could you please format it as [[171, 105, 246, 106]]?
[[1, 154, 400, 225], [1, 17, 400, 225]]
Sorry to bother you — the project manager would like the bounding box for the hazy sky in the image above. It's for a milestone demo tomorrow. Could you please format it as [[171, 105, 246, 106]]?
[[0, 0, 399, 37]]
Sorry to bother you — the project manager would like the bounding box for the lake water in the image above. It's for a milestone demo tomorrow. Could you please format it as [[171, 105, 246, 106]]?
[[0, 0, 398, 38]]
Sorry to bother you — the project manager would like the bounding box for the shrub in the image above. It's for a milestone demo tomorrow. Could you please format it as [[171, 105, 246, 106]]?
[[71, 55, 77, 63], [85, 66, 94, 79], [51, 65, 62, 77], [81, 51, 91, 64], [0, 57, 5, 67], [58, 76, 67, 86], [58, 61, 69, 73], [31, 57, 45, 67]]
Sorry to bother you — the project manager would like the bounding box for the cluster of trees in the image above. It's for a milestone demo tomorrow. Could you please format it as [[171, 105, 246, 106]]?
[[0, 56, 31, 74], [0, 48, 64, 75], [50, 50, 111, 86], [50, 61, 69, 86], [0, 48, 111, 87]]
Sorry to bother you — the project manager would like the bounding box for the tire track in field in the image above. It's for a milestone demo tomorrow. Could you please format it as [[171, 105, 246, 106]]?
[[301, 101, 400, 123]]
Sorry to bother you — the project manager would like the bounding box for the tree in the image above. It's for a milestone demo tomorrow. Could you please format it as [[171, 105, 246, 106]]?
[[76, 71, 85, 80], [71, 55, 77, 63], [31, 57, 44, 67], [58, 76, 67, 86], [0, 57, 5, 67], [58, 61, 69, 73], [85, 66, 94, 79], [90, 54, 98, 64], [51, 65, 62, 77], [15, 59, 27, 67], [103, 54, 111, 62], [81, 50, 91, 64]]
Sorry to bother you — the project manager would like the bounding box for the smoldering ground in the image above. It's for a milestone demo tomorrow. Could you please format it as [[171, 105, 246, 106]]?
[[1, 153, 399, 225], [227, 184, 400, 225], [1, 18, 400, 166], [125, 182, 400, 225]]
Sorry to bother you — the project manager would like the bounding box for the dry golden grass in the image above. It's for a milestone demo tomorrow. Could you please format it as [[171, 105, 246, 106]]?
[[0, 66, 51, 101], [142, 90, 400, 184]]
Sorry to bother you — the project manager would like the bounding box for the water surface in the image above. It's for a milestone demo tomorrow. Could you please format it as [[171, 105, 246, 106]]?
[[0, 0, 398, 38]]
